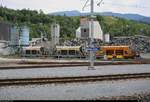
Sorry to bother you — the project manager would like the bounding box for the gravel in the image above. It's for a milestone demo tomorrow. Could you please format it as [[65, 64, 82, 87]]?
[[0, 64, 150, 79], [0, 78, 150, 100]]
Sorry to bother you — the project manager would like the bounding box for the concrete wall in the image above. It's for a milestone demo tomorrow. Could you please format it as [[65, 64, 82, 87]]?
[[0, 42, 10, 55], [76, 27, 81, 38], [81, 28, 89, 39], [89, 21, 103, 40]]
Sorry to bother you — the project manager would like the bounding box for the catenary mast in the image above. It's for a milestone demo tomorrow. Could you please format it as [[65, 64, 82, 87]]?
[[88, 0, 95, 69]]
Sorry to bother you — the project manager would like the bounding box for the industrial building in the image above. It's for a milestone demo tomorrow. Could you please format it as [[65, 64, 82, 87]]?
[[0, 23, 30, 55], [0, 23, 30, 47], [22, 37, 53, 57], [20, 23, 61, 57], [76, 18, 103, 40], [22, 28, 54, 57]]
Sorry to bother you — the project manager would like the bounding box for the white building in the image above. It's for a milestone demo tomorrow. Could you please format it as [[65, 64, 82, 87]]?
[[51, 23, 60, 45], [76, 18, 103, 40]]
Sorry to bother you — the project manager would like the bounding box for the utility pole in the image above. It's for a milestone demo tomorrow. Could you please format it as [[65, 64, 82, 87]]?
[[0, 0, 3, 7], [88, 0, 95, 69]]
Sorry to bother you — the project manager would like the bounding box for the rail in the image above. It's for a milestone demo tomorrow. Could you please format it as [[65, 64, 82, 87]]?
[[0, 73, 150, 86]]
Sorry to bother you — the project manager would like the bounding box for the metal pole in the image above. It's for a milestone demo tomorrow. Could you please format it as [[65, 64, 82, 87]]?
[[88, 0, 95, 69]]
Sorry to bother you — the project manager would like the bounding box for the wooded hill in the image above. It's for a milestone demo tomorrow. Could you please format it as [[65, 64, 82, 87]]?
[[0, 7, 150, 40]]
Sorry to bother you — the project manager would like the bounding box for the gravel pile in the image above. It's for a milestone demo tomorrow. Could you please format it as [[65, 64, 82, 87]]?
[[111, 35, 150, 53], [58, 35, 150, 53], [59, 38, 103, 47]]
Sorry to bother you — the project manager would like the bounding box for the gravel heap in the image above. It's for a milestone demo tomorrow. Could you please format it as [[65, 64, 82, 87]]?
[[59, 38, 103, 47], [111, 35, 150, 53], [58, 35, 150, 53]]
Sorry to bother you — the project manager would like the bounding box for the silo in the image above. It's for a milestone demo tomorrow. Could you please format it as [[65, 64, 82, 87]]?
[[51, 23, 60, 45], [0, 22, 11, 41], [20, 26, 29, 46], [104, 33, 110, 43], [10, 26, 19, 46]]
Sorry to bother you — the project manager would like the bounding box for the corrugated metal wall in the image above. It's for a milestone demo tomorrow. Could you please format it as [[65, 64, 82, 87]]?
[[0, 22, 11, 41]]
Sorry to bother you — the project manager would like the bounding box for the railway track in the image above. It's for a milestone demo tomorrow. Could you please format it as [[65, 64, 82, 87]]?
[[0, 73, 150, 86], [0, 61, 150, 70]]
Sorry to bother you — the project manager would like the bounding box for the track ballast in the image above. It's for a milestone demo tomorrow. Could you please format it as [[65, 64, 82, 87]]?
[[0, 73, 150, 86]]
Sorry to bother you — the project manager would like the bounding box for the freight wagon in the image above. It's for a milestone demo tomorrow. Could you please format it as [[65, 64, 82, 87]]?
[[96, 46, 140, 59], [54, 46, 86, 58]]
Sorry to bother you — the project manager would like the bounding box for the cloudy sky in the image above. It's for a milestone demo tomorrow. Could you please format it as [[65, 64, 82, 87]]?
[[2, 0, 150, 17]]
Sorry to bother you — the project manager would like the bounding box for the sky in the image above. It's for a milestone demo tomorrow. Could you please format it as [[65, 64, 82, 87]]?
[[1, 0, 150, 17]]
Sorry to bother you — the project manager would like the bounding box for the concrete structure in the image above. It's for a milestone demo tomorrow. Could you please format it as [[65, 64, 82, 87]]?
[[30, 38, 43, 46], [0, 23, 19, 55], [27, 37, 54, 56], [20, 26, 30, 46], [0, 40, 15, 55], [104, 33, 110, 43], [75, 27, 81, 38], [76, 18, 103, 40], [51, 23, 60, 45], [80, 18, 89, 39], [22, 39, 53, 57], [0, 22, 11, 41], [89, 21, 103, 40]]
